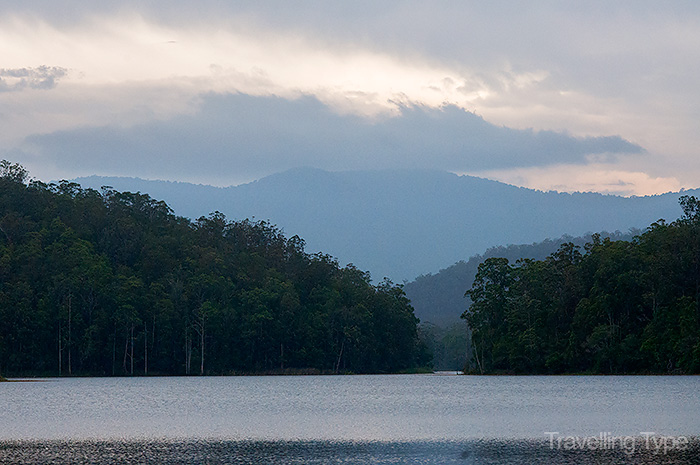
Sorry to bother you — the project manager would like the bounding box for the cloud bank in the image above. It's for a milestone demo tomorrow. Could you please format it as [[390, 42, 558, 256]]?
[[0, 1, 697, 193], [25, 93, 642, 185]]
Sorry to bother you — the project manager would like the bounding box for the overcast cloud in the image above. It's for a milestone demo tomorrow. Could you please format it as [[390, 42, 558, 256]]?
[[24, 94, 642, 185], [1, 1, 698, 194]]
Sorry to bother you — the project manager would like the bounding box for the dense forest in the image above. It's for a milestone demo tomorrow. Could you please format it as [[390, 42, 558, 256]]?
[[463, 196, 700, 374], [406, 230, 637, 326], [0, 161, 428, 377], [408, 232, 637, 371]]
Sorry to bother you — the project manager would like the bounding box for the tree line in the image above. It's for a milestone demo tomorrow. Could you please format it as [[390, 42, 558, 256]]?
[[0, 161, 429, 377], [463, 196, 700, 374]]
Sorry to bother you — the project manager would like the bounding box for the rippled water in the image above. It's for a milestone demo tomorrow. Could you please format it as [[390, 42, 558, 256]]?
[[2, 375, 699, 463], [2, 438, 698, 464]]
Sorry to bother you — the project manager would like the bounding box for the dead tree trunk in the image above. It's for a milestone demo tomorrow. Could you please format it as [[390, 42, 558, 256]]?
[[67, 294, 72, 376], [130, 323, 134, 375], [144, 321, 148, 376], [192, 317, 205, 376], [112, 326, 116, 376], [58, 325, 62, 377], [335, 340, 345, 374], [185, 331, 191, 375], [200, 324, 204, 376]]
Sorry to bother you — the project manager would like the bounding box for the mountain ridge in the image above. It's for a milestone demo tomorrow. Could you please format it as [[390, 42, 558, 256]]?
[[73, 168, 699, 282]]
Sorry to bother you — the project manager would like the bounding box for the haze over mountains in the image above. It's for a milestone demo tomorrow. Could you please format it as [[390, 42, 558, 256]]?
[[75, 168, 698, 282]]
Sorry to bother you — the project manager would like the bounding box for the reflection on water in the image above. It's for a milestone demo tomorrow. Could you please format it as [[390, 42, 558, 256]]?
[[2, 375, 699, 441], [2, 375, 700, 463], [1, 438, 698, 464]]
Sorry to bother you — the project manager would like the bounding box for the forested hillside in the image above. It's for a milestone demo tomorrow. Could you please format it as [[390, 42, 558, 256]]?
[[0, 161, 428, 377], [76, 169, 698, 282], [464, 197, 700, 374], [407, 232, 637, 371], [405, 231, 637, 327]]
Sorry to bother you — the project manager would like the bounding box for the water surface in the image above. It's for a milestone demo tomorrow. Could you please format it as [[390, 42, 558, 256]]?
[[2, 375, 699, 463], [2, 374, 698, 440]]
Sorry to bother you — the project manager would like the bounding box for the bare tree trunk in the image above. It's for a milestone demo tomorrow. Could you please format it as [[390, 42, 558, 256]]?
[[112, 327, 116, 376], [144, 321, 148, 376], [58, 325, 62, 377], [130, 323, 134, 375], [68, 294, 72, 376], [185, 332, 191, 375], [123, 331, 129, 374], [335, 340, 345, 374], [200, 323, 204, 376], [192, 315, 206, 376], [151, 314, 156, 368], [473, 341, 484, 375]]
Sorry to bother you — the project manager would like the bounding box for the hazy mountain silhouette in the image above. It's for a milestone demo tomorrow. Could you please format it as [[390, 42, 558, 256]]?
[[74, 168, 698, 283]]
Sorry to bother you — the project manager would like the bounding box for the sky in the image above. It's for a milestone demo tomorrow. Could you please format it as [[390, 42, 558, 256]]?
[[1, 1, 699, 196]]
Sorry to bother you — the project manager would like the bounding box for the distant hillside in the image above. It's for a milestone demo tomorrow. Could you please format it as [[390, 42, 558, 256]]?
[[75, 168, 699, 282], [404, 231, 637, 327]]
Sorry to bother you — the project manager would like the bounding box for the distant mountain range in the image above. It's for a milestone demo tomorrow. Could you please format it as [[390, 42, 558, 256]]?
[[74, 168, 699, 283]]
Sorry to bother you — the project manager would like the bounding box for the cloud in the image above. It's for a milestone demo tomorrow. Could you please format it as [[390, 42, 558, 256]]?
[[0, 2, 698, 192], [24, 93, 642, 185], [472, 164, 683, 197], [0, 12, 502, 118], [0, 66, 67, 92]]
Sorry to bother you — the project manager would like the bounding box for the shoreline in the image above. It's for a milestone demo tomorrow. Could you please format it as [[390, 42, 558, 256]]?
[[3, 371, 698, 380]]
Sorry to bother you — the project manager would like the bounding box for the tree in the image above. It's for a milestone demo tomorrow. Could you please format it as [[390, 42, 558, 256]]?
[[0, 160, 28, 184], [679, 195, 700, 222], [462, 257, 513, 373]]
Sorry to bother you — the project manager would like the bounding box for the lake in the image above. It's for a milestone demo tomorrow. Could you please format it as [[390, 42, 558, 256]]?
[[2, 374, 699, 463]]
